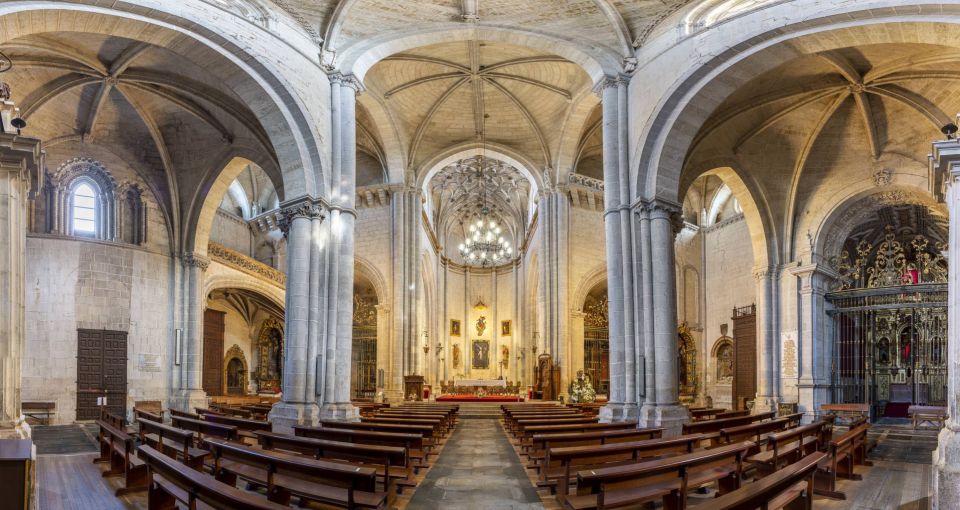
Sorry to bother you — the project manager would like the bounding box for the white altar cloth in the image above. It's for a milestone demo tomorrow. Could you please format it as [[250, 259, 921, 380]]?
[[454, 379, 506, 387]]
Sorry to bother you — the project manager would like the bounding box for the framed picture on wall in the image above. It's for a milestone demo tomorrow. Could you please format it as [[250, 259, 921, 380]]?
[[501, 320, 512, 336], [472, 339, 490, 369], [450, 319, 461, 337]]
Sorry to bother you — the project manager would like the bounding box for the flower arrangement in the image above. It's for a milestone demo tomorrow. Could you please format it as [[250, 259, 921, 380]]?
[[569, 369, 596, 403]]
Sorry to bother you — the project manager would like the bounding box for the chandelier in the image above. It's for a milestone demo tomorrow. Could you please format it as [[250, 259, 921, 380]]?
[[459, 208, 512, 266]]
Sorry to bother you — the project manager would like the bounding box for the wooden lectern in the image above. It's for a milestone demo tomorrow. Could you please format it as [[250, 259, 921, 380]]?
[[404, 375, 425, 401]]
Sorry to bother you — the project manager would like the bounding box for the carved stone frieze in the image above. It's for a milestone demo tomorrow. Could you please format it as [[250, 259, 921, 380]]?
[[208, 242, 286, 287], [182, 253, 210, 271]]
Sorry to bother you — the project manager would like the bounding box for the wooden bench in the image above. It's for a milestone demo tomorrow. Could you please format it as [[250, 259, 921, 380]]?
[[133, 408, 163, 424], [138, 444, 289, 510], [21, 401, 55, 425], [170, 408, 201, 420], [689, 408, 726, 421], [205, 437, 388, 509], [136, 417, 208, 470], [133, 400, 164, 420], [820, 403, 869, 427], [100, 409, 131, 432], [520, 422, 637, 451], [94, 419, 148, 495], [512, 416, 597, 437], [202, 413, 271, 444], [295, 425, 429, 471], [547, 434, 703, 497], [746, 421, 825, 478], [710, 451, 826, 510], [713, 410, 751, 420], [681, 411, 775, 446], [814, 422, 871, 500], [716, 413, 804, 448], [361, 416, 446, 438], [171, 415, 238, 447], [565, 440, 756, 509], [909, 405, 947, 430], [320, 420, 439, 451], [527, 428, 664, 467], [377, 410, 454, 432], [257, 431, 414, 499]]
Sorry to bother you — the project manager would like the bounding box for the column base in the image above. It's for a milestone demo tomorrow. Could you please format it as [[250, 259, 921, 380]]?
[[0, 415, 31, 439], [383, 389, 404, 404], [598, 403, 639, 423], [752, 395, 780, 414], [169, 390, 208, 414], [320, 403, 360, 422], [269, 402, 320, 434], [638, 403, 689, 437], [933, 425, 960, 509]]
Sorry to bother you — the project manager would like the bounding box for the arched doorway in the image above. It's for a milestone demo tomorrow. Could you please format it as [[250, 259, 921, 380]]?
[[255, 318, 284, 394], [582, 282, 609, 396], [352, 275, 379, 401], [223, 345, 248, 395]]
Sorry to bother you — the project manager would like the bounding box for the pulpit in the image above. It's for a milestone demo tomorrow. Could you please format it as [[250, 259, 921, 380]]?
[[404, 375, 425, 401]]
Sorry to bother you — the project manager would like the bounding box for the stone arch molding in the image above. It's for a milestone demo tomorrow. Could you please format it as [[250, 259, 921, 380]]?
[[573, 264, 608, 311], [0, 2, 325, 201], [634, 1, 960, 205], [354, 256, 388, 305]]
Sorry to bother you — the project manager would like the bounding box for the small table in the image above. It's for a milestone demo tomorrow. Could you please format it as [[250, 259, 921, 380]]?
[[0, 439, 33, 510]]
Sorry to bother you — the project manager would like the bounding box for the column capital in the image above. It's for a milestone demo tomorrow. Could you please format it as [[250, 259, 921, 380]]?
[[182, 253, 210, 271], [752, 265, 780, 281], [0, 132, 43, 195], [787, 262, 839, 293], [278, 196, 326, 236], [592, 74, 629, 97], [329, 71, 364, 93], [638, 198, 683, 234]]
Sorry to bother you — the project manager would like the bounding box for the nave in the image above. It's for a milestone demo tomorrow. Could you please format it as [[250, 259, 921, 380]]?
[[28, 400, 934, 509]]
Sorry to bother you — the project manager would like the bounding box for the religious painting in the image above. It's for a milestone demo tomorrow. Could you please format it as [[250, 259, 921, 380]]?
[[255, 318, 284, 393], [472, 339, 490, 369], [476, 316, 487, 336], [501, 345, 509, 370], [450, 319, 461, 337], [452, 344, 462, 369], [714, 338, 733, 383], [501, 320, 511, 336]]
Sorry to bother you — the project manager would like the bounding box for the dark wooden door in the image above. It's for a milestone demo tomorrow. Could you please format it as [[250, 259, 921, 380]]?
[[76, 329, 127, 420], [203, 309, 225, 396], [732, 305, 757, 411]]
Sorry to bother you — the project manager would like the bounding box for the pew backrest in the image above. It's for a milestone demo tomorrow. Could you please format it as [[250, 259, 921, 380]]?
[[710, 451, 825, 510]]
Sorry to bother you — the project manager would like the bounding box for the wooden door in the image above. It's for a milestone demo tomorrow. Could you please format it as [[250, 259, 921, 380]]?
[[732, 305, 757, 411], [76, 329, 127, 420], [203, 309, 225, 396]]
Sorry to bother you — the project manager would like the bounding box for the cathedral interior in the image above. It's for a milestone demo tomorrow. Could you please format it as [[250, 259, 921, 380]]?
[[0, 1, 959, 509]]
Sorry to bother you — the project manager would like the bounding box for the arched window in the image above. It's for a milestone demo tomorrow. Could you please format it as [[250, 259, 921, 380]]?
[[71, 181, 98, 235]]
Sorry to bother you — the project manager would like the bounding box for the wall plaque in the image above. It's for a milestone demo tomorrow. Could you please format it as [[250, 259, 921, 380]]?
[[138, 353, 161, 372]]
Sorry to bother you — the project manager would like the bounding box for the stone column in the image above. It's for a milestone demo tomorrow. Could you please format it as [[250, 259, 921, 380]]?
[[270, 199, 323, 432], [596, 75, 638, 421], [0, 132, 41, 439], [931, 141, 960, 509], [790, 263, 836, 422], [170, 253, 210, 413], [638, 200, 689, 435], [753, 266, 780, 413]]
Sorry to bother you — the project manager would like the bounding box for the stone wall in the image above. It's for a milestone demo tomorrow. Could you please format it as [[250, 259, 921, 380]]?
[[22, 237, 172, 424]]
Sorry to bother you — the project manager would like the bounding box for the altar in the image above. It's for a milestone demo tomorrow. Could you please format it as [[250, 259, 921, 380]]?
[[454, 379, 506, 387]]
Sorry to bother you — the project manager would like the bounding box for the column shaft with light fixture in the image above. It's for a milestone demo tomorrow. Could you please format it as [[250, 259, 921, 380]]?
[[0, 109, 42, 438]]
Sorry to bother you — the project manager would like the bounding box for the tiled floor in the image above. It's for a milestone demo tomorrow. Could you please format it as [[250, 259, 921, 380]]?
[[408, 417, 545, 510]]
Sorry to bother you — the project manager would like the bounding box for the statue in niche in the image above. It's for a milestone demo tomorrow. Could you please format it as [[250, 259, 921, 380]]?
[[476, 315, 487, 336], [266, 328, 282, 380], [452, 344, 462, 369], [900, 327, 913, 364], [716, 341, 733, 382], [877, 338, 890, 364]]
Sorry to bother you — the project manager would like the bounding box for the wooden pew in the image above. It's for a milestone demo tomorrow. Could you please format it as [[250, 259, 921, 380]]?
[[512, 416, 597, 437], [681, 411, 776, 446], [170, 408, 201, 420], [320, 420, 439, 451], [138, 444, 289, 510], [547, 435, 703, 497], [361, 416, 446, 438], [520, 422, 637, 450], [716, 413, 804, 448], [690, 408, 726, 421], [819, 403, 868, 427], [909, 405, 947, 430], [710, 451, 826, 510], [133, 400, 164, 420], [713, 410, 751, 420], [21, 401, 55, 425], [136, 417, 208, 470], [257, 431, 413, 498], [376, 410, 454, 432], [566, 441, 756, 509], [134, 408, 163, 424], [814, 422, 871, 500], [204, 438, 388, 509], [100, 409, 131, 432], [527, 428, 664, 467], [747, 421, 825, 478], [171, 415, 238, 447], [295, 425, 429, 472], [201, 413, 271, 444], [94, 418, 148, 495]]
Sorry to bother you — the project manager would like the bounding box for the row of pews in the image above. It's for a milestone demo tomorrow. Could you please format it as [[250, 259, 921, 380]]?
[[503, 402, 875, 509], [93, 401, 460, 509]]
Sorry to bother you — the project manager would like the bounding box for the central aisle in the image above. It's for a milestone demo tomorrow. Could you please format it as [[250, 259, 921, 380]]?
[[407, 416, 544, 509]]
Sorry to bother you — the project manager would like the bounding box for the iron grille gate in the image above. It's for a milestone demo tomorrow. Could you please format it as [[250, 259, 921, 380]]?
[[584, 327, 610, 396], [826, 284, 947, 421], [351, 324, 377, 401]]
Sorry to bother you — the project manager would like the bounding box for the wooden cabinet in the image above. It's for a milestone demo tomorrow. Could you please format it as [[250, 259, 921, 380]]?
[[0, 439, 33, 510], [404, 375, 425, 401]]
